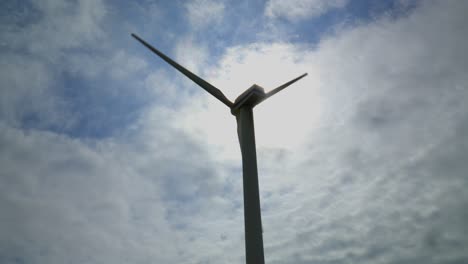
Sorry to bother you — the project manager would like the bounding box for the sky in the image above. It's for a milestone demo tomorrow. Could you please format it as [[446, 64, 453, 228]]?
[[1, 0, 468, 263]]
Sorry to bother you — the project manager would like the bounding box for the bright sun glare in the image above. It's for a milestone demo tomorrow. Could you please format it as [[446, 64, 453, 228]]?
[[173, 42, 323, 161]]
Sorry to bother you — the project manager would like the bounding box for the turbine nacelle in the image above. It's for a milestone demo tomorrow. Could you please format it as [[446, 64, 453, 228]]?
[[232, 84, 266, 115]]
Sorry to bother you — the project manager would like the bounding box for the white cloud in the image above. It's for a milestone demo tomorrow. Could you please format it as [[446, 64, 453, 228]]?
[[0, 0, 155, 134], [256, 1, 468, 262], [0, 0, 108, 129], [265, 0, 348, 21], [108, 50, 148, 80], [24, 0, 107, 56], [174, 36, 209, 75], [174, 1, 468, 262], [185, 0, 225, 29], [0, 56, 53, 126], [1, 1, 468, 264], [0, 117, 243, 263]]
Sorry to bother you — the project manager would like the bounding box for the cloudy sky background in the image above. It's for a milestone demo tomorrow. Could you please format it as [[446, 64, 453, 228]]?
[[1, 0, 468, 263]]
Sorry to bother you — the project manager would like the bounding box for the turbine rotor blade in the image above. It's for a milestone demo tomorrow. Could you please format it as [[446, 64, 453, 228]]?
[[131, 33, 233, 108], [265, 73, 308, 99]]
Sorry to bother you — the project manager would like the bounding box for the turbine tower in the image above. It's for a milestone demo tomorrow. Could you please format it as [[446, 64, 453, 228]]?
[[132, 33, 307, 264]]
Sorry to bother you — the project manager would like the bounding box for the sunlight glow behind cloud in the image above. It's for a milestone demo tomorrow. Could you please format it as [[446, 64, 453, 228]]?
[[209, 43, 322, 150]]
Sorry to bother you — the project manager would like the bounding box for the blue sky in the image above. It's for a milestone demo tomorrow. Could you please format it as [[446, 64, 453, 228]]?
[[1, 0, 468, 263]]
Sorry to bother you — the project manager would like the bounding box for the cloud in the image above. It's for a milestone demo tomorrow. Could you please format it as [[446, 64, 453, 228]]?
[[0, 0, 159, 137], [0, 0, 108, 129], [1, 1, 468, 264], [185, 0, 225, 29], [265, 0, 348, 21], [0, 115, 242, 263], [170, 0, 468, 262], [8, 0, 107, 58], [174, 36, 209, 75], [129, 1, 468, 262], [0, 1, 241, 263], [256, 1, 468, 263]]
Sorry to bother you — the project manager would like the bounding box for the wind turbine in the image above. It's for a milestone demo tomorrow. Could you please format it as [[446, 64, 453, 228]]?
[[132, 33, 307, 264]]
